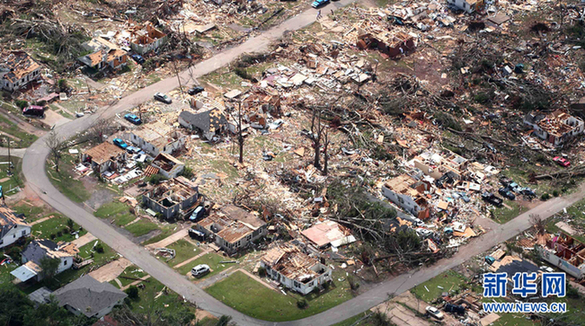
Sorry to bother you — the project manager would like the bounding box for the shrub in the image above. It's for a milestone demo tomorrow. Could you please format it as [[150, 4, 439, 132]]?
[[347, 275, 360, 291], [125, 285, 139, 300], [180, 166, 194, 179], [57, 79, 68, 92], [15, 100, 28, 109], [322, 281, 331, 290], [258, 267, 267, 277], [296, 299, 308, 309], [147, 174, 167, 185], [567, 285, 580, 299], [95, 243, 104, 254], [56, 230, 63, 237], [50, 233, 56, 240], [553, 190, 560, 197], [541, 193, 550, 201]]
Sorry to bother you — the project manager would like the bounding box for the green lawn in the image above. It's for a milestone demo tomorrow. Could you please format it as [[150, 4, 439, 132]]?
[[10, 202, 45, 222], [490, 200, 526, 224], [332, 312, 376, 326], [31, 215, 86, 242], [46, 155, 90, 203], [77, 241, 118, 266], [124, 219, 159, 237], [411, 270, 468, 303], [0, 156, 23, 196], [95, 201, 128, 218], [142, 225, 179, 245], [176, 253, 232, 278], [165, 239, 199, 267], [491, 313, 538, 326], [127, 277, 197, 318], [0, 115, 38, 148], [206, 270, 354, 322], [117, 265, 149, 288]]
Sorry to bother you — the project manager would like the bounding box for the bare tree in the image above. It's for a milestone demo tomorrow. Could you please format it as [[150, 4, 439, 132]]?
[[170, 59, 184, 98], [88, 118, 113, 143], [323, 128, 329, 175], [237, 101, 244, 164], [45, 131, 65, 173], [311, 107, 323, 170]]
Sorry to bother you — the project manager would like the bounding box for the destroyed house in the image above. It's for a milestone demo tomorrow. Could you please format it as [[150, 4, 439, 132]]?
[[357, 32, 415, 57], [52, 275, 127, 319], [301, 220, 355, 249], [179, 109, 227, 141], [537, 233, 585, 279], [195, 204, 267, 254], [12, 239, 78, 282], [78, 37, 128, 70], [121, 122, 186, 156], [0, 205, 31, 249], [382, 174, 431, 219], [0, 51, 41, 92], [150, 153, 184, 179], [82, 142, 127, 174], [128, 22, 168, 55], [260, 242, 332, 295], [142, 176, 199, 219], [524, 110, 584, 147], [412, 150, 469, 180], [447, 0, 484, 13]]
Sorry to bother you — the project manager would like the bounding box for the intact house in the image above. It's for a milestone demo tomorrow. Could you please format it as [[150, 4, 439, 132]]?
[[142, 176, 199, 219], [179, 108, 228, 141], [536, 232, 585, 279], [11, 239, 78, 283], [0, 51, 41, 92], [52, 275, 127, 319], [382, 174, 431, 219], [447, 0, 484, 13], [195, 204, 267, 255], [128, 22, 168, 55], [120, 122, 186, 157], [524, 110, 584, 147], [260, 242, 332, 295], [82, 142, 127, 174], [0, 205, 31, 249], [78, 37, 128, 71], [150, 153, 185, 179]]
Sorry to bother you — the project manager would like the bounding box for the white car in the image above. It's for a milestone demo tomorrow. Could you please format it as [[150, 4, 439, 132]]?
[[426, 306, 444, 319], [191, 264, 210, 277]]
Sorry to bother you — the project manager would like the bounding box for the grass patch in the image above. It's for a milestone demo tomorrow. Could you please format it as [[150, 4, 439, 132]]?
[[332, 312, 375, 326], [142, 225, 179, 245], [127, 277, 197, 318], [117, 264, 148, 288], [411, 270, 468, 303], [176, 252, 232, 278], [46, 155, 91, 203], [0, 156, 23, 196], [490, 313, 538, 326], [78, 241, 118, 266], [166, 239, 199, 267], [206, 270, 353, 322], [0, 115, 38, 148], [11, 202, 45, 222], [124, 219, 159, 237], [490, 200, 526, 224], [95, 201, 136, 227], [31, 214, 86, 242]]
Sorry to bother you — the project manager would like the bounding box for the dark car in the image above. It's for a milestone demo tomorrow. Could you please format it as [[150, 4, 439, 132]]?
[[498, 187, 516, 200], [154, 92, 172, 104], [482, 192, 503, 207], [444, 303, 466, 315], [500, 177, 512, 187], [22, 105, 46, 117], [124, 113, 142, 125], [187, 86, 205, 95], [130, 54, 145, 64], [188, 228, 205, 241]]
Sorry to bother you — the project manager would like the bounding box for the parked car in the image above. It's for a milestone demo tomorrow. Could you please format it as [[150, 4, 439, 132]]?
[[459, 192, 470, 203], [498, 187, 516, 200], [130, 54, 145, 64], [426, 306, 444, 319], [189, 206, 206, 222], [113, 138, 128, 149], [187, 86, 205, 95], [154, 92, 172, 104], [500, 177, 512, 187], [188, 228, 205, 241], [22, 105, 46, 117], [124, 113, 142, 125], [520, 188, 536, 198], [191, 264, 210, 277], [416, 228, 434, 238], [508, 182, 521, 193], [312, 0, 329, 7], [444, 303, 466, 315], [482, 192, 503, 207], [553, 156, 570, 167]]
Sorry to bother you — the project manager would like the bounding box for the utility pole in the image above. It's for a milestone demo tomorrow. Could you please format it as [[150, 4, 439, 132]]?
[[238, 101, 244, 164], [6, 136, 12, 176]]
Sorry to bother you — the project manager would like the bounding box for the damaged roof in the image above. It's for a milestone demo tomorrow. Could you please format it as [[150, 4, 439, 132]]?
[[22, 239, 78, 265], [262, 242, 327, 283], [301, 220, 352, 248], [179, 108, 227, 135], [0, 51, 40, 83], [84, 142, 126, 165], [0, 205, 29, 240]]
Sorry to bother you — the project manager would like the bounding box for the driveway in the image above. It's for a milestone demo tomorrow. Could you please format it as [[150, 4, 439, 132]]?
[[19, 1, 585, 326]]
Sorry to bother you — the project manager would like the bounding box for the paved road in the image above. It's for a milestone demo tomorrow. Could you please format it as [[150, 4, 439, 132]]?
[[19, 1, 585, 325], [0, 147, 26, 158]]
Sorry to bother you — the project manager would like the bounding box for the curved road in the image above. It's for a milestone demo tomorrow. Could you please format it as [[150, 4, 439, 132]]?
[[19, 2, 585, 325]]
